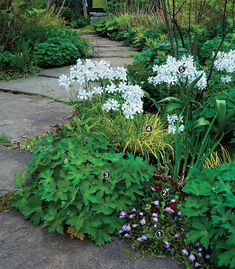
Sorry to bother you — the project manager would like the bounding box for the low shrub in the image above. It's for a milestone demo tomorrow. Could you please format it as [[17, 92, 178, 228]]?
[[33, 37, 82, 68], [182, 162, 235, 268], [12, 131, 155, 246]]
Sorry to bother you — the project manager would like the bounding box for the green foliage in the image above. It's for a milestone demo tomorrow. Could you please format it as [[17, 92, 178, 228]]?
[[0, 192, 14, 212], [0, 40, 34, 73], [12, 131, 155, 246], [33, 37, 81, 68], [0, 134, 11, 146], [198, 34, 235, 64], [196, 88, 235, 151], [72, 103, 171, 160], [183, 162, 235, 268]]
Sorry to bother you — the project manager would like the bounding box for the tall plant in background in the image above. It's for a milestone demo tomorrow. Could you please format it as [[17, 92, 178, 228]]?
[[161, 0, 235, 75]]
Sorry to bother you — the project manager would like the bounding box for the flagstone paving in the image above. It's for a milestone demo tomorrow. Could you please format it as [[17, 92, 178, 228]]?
[[0, 146, 32, 196], [0, 34, 133, 101], [0, 210, 184, 269], [0, 92, 71, 140], [0, 34, 184, 269]]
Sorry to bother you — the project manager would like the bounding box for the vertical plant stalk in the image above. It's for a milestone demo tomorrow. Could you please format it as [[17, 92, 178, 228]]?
[[161, 0, 176, 57], [207, 0, 229, 83]]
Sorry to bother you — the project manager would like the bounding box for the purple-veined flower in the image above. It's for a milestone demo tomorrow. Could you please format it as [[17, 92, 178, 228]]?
[[121, 224, 131, 232], [152, 213, 158, 217], [174, 233, 180, 239], [205, 254, 210, 260], [131, 208, 137, 212], [137, 235, 148, 242], [164, 207, 175, 214], [197, 252, 202, 258], [124, 233, 131, 238], [119, 211, 128, 218], [139, 212, 144, 216], [140, 218, 146, 225], [181, 249, 189, 256], [189, 254, 196, 262], [164, 241, 171, 249], [152, 200, 159, 206], [153, 217, 159, 223], [132, 224, 138, 228], [129, 214, 136, 219], [194, 262, 201, 268]]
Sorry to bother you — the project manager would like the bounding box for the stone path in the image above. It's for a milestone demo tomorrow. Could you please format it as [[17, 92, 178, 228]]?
[[0, 34, 183, 269], [0, 34, 133, 102], [0, 146, 32, 196], [0, 92, 71, 140], [0, 210, 183, 269]]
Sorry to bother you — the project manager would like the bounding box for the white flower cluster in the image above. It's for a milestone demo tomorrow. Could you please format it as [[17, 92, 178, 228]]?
[[148, 55, 207, 90], [167, 114, 184, 134], [101, 83, 144, 119], [58, 59, 144, 119], [214, 50, 235, 84]]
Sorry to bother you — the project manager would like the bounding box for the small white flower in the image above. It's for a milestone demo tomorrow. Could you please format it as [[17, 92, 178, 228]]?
[[149, 55, 207, 90], [221, 75, 232, 84], [167, 114, 184, 134], [58, 74, 70, 91], [215, 50, 235, 74], [102, 99, 120, 112]]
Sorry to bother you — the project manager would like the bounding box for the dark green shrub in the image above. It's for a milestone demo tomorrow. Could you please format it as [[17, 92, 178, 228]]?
[[0, 44, 33, 73], [199, 34, 235, 64], [182, 162, 235, 268], [33, 37, 81, 68], [12, 131, 155, 246]]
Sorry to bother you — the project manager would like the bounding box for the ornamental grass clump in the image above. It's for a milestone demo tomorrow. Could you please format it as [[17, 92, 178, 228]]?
[[66, 103, 171, 161]]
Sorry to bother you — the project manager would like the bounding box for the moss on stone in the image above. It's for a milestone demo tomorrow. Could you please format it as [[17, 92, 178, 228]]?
[[0, 192, 14, 212]]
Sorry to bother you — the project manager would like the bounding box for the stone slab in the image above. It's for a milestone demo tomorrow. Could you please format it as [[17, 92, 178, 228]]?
[[39, 66, 70, 78], [0, 76, 70, 102], [39, 58, 133, 78], [0, 92, 71, 140], [93, 57, 133, 66], [0, 146, 31, 195], [0, 210, 184, 269]]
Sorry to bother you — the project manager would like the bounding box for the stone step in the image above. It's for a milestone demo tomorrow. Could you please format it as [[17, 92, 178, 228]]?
[[90, 16, 107, 22], [89, 12, 107, 17]]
